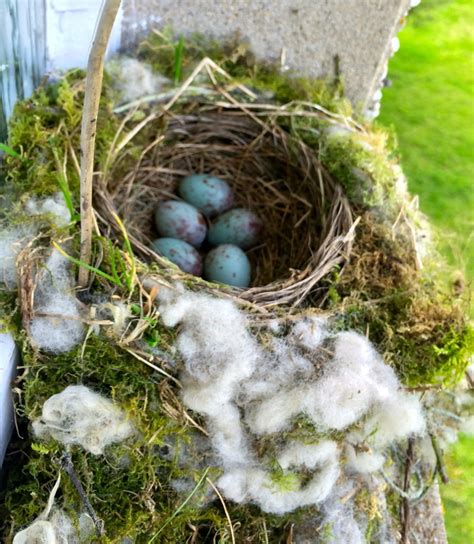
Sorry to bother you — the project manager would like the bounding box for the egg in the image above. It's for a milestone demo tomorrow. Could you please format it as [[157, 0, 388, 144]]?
[[207, 208, 263, 249], [151, 238, 202, 276], [179, 174, 234, 216], [204, 244, 251, 288], [155, 200, 207, 247]]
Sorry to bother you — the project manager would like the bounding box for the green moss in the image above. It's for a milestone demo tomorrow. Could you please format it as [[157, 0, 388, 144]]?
[[2, 70, 118, 204], [0, 326, 302, 542], [319, 136, 398, 210], [138, 30, 352, 116], [1, 31, 471, 542], [319, 199, 473, 386]]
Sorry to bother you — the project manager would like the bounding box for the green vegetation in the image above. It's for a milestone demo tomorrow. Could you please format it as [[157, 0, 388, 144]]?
[[442, 434, 474, 543], [1, 22, 472, 541], [379, 0, 474, 279], [379, 1, 474, 541]]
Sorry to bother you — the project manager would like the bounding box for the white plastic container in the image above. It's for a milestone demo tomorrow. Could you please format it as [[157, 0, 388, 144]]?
[[0, 333, 18, 467]]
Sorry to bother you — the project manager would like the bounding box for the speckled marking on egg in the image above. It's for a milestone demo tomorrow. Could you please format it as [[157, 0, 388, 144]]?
[[204, 244, 251, 288], [151, 237, 203, 276], [155, 200, 207, 247], [179, 174, 234, 216], [207, 208, 263, 249]]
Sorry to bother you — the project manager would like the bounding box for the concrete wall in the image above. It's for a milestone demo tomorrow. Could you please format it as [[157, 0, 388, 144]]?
[[121, 0, 412, 114], [0, 0, 411, 121]]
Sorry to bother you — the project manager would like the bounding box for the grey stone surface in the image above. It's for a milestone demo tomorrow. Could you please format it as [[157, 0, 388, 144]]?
[[411, 480, 448, 544], [120, 0, 410, 111]]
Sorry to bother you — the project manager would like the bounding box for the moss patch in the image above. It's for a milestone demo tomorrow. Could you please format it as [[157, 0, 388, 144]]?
[[1, 31, 472, 542]]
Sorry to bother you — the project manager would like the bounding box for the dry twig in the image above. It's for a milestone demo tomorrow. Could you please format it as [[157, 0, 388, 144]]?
[[79, 0, 121, 286]]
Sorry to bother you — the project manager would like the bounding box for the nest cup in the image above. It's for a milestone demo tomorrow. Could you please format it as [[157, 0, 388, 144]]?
[[96, 104, 355, 308]]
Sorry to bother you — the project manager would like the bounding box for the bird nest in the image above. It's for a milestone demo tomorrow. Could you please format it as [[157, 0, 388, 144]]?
[[95, 77, 355, 309]]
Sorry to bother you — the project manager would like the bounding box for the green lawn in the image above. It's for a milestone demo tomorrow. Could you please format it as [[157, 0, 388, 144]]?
[[379, 0, 474, 279], [442, 434, 474, 542], [379, 1, 474, 542]]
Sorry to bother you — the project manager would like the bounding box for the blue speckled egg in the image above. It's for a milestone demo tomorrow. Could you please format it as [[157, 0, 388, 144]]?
[[207, 208, 263, 249], [204, 244, 251, 288], [179, 174, 234, 216], [151, 238, 202, 276], [155, 200, 207, 247]]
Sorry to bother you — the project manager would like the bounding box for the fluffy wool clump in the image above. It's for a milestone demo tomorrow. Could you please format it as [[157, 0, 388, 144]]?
[[218, 441, 339, 514], [158, 288, 426, 514], [318, 497, 366, 544], [108, 57, 169, 103], [12, 473, 95, 544], [245, 331, 423, 440], [158, 287, 259, 467], [25, 193, 71, 227], [29, 248, 84, 353], [33, 385, 134, 455], [13, 510, 82, 544], [158, 287, 259, 415], [0, 194, 70, 289]]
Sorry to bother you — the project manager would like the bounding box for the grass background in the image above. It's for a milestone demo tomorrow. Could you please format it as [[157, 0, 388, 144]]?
[[379, 0, 473, 542]]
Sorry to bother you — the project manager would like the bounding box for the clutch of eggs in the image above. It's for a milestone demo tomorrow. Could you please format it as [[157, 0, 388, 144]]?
[[153, 174, 261, 288]]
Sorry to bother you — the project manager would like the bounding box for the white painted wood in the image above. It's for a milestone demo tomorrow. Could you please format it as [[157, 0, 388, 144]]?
[[0, 0, 46, 137], [45, 0, 123, 72], [0, 333, 18, 467]]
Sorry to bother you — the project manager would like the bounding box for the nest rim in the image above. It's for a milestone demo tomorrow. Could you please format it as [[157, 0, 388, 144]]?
[[94, 78, 356, 310]]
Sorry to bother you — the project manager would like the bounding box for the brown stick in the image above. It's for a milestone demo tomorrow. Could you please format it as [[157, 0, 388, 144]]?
[[79, 0, 121, 286], [401, 437, 415, 544], [431, 433, 450, 484]]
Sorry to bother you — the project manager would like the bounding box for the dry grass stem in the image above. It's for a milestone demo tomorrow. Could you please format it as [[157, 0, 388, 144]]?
[[79, 0, 121, 287]]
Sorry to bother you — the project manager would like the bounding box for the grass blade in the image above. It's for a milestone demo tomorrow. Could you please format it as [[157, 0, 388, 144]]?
[[53, 242, 123, 287], [0, 143, 21, 159], [107, 239, 123, 286], [57, 174, 79, 222], [112, 212, 136, 291], [150, 467, 210, 542], [173, 36, 185, 84]]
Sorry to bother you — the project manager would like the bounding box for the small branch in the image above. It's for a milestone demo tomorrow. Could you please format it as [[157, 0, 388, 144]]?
[[430, 433, 450, 484], [79, 0, 121, 287], [60, 452, 105, 537], [401, 437, 415, 544]]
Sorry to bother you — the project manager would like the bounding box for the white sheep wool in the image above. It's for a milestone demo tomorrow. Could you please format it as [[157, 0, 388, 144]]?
[[157, 287, 426, 516], [25, 193, 71, 227], [13, 510, 96, 544], [33, 385, 134, 455], [13, 511, 76, 544], [107, 57, 169, 103], [28, 248, 84, 353], [0, 225, 36, 287], [0, 193, 71, 289]]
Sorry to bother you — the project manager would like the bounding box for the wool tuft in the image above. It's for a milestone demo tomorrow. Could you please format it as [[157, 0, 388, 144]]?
[[108, 57, 169, 103], [278, 440, 338, 470], [318, 497, 366, 544], [217, 454, 339, 515], [290, 315, 327, 350], [158, 288, 426, 515], [25, 193, 71, 227], [33, 385, 134, 455], [368, 392, 426, 447], [13, 519, 57, 544], [29, 248, 84, 353], [13, 510, 94, 544], [345, 444, 386, 474]]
